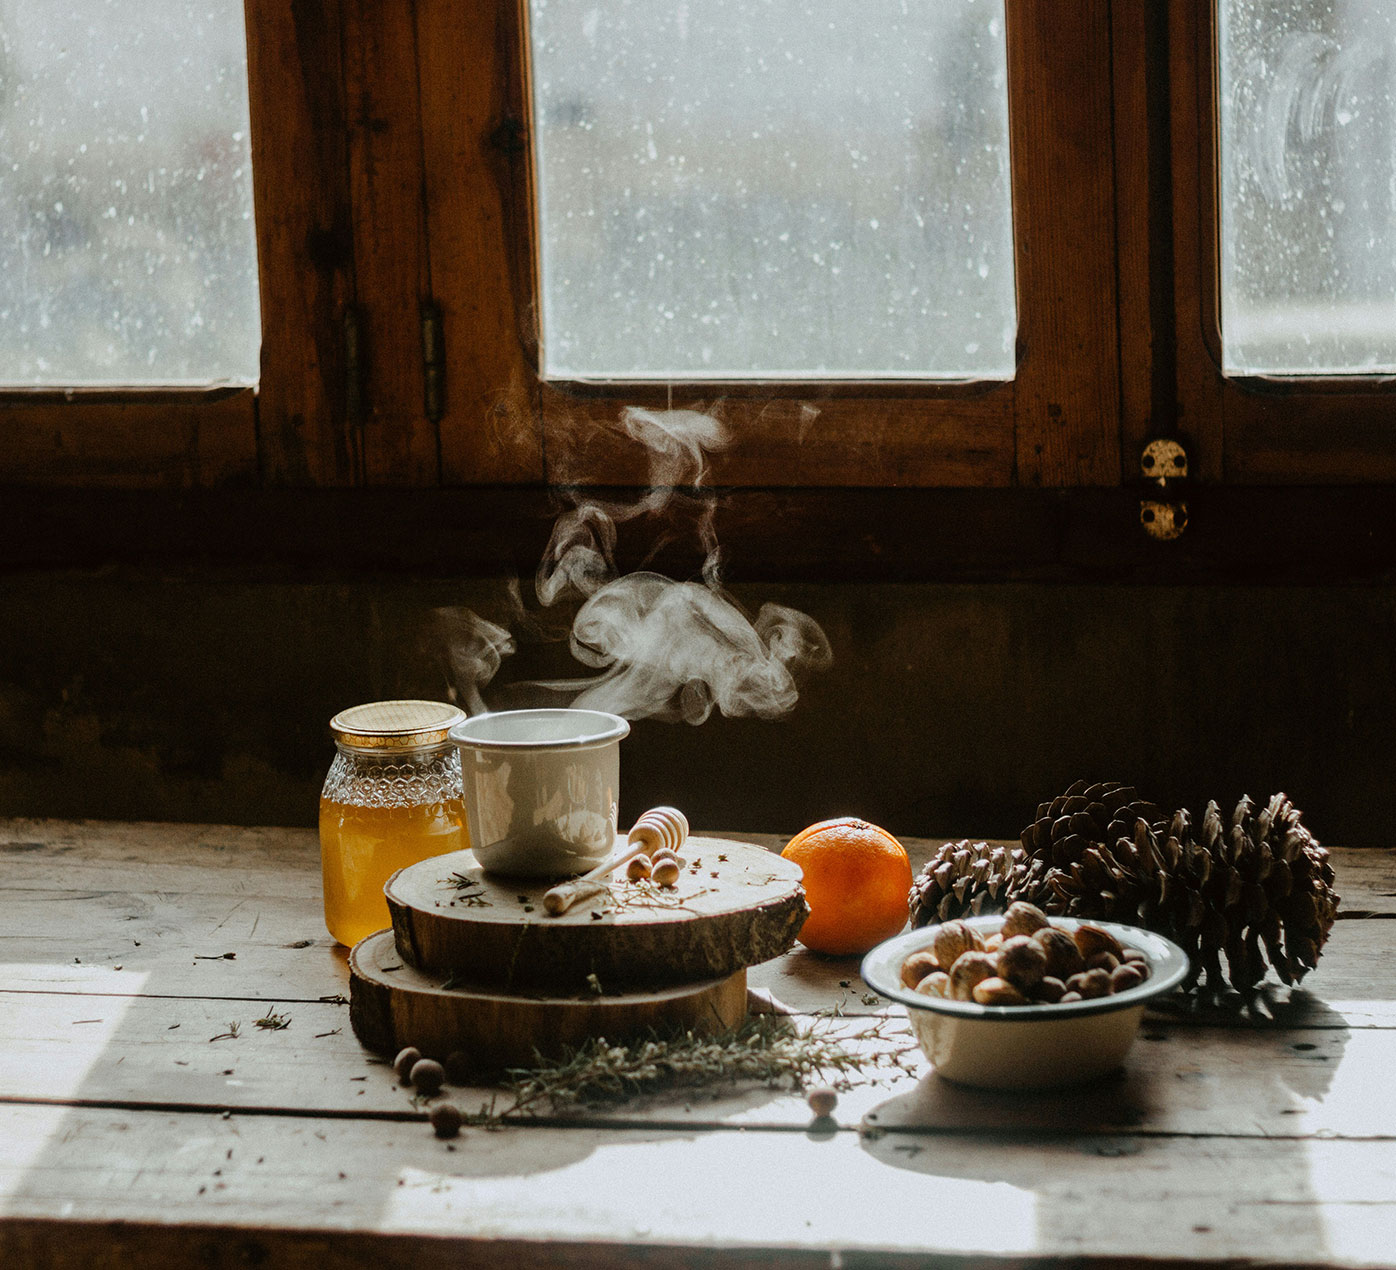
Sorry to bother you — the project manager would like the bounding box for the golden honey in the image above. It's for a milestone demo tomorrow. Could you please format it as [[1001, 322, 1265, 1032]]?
[[318, 700, 467, 947], [318, 796, 466, 947]]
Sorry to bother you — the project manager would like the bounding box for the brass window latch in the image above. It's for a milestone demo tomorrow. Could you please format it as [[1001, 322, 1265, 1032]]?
[[1139, 437, 1189, 540]]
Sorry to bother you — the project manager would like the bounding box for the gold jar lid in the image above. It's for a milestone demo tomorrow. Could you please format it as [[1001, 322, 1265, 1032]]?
[[329, 700, 466, 750]]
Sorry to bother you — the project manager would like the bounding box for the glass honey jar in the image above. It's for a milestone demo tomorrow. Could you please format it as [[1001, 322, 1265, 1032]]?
[[318, 700, 468, 947]]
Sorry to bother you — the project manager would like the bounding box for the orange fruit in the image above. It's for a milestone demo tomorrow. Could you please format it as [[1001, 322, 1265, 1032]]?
[[781, 817, 913, 955]]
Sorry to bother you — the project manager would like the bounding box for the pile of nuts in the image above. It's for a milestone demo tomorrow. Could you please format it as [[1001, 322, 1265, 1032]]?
[[898, 902, 1152, 1006]]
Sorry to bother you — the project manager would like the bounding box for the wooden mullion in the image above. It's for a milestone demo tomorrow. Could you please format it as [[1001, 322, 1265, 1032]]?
[[244, 0, 357, 486], [1169, 0, 1225, 483], [421, 0, 544, 485], [342, 0, 439, 487], [1006, 0, 1121, 488]]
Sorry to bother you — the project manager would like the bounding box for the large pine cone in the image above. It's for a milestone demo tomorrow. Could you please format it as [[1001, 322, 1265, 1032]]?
[[907, 783, 1341, 994], [1019, 779, 1163, 870], [1039, 793, 1338, 991], [908, 840, 1048, 927]]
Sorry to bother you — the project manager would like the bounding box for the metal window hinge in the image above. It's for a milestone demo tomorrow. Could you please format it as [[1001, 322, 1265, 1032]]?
[[421, 300, 446, 424], [1140, 437, 1189, 541]]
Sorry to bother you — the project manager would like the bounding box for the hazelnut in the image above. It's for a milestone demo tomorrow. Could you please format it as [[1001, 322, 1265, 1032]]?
[[995, 935, 1047, 991], [983, 932, 1005, 952], [932, 920, 983, 969], [1074, 923, 1124, 963], [393, 1046, 422, 1085], [1086, 951, 1121, 974], [1110, 964, 1145, 993], [1059, 990, 1083, 1003], [1001, 901, 1050, 938], [651, 848, 679, 867], [429, 1102, 463, 1139], [1121, 946, 1149, 966], [651, 858, 681, 887], [973, 977, 1028, 1006], [409, 1058, 446, 1095], [900, 950, 941, 989], [1033, 975, 1066, 1003], [626, 854, 653, 881], [807, 1086, 839, 1117], [947, 951, 997, 1001], [1033, 927, 1085, 980], [914, 971, 951, 998], [1065, 968, 1113, 999]]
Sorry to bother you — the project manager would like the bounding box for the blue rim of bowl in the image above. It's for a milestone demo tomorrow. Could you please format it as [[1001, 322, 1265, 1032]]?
[[448, 709, 630, 751], [861, 915, 1190, 1021]]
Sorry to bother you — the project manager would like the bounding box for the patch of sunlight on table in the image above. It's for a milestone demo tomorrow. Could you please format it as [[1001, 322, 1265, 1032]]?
[[384, 1132, 1038, 1254]]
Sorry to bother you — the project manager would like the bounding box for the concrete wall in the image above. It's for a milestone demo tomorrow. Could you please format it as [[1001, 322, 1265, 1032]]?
[[2, 568, 1392, 845]]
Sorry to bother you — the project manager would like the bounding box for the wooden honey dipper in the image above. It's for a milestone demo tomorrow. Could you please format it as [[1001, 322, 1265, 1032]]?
[[542, 807, 689, 916]]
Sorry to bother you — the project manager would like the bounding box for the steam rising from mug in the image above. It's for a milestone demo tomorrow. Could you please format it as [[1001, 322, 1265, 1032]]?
[[443, 406, 831, 723]]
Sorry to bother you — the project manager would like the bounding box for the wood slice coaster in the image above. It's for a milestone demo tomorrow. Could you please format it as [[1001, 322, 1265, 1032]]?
[[349, 929, 748, 1072], [385, 836, 807, 994]]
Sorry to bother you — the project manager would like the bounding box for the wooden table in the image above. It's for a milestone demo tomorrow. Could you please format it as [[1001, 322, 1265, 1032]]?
[[3, 819, 1394, 1268]]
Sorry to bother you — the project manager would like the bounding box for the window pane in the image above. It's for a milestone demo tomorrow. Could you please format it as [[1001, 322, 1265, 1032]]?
[[528, 0, 1015, 382], [0, 1, 259, 387], [1219, 0, 1396, 375]]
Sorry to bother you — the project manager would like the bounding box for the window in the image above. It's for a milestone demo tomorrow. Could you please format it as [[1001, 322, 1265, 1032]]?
[[0, 0, 259, 387], [1171, 0, 1396, 484], [4, 1, 1391, 500], [1218, 0, 1396, 376], [528, 0, 1016, 382]]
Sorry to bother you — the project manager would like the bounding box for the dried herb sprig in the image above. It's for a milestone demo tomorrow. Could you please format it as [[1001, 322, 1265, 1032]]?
[[255, 1010, 292, 1031], [477, 1015, 917, 1123], [602, 878, 716, 915], [443, 873, 492, 906]]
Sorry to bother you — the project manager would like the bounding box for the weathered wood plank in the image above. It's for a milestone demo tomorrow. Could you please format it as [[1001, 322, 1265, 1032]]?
[[2, 1105, 1394, 1266], [2, 821, 1389, 1021], [3, 979, 1395, 1139], [6, 822, 1390, 912]]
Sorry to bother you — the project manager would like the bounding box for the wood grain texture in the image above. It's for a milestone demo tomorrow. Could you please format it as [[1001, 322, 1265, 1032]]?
[[244, 0, 357, 486], [3, 1105, 1395, 1267], [419, 0, 543, 485], [0, 393, 257, 488], [342, 0, 438, 487], [1006, 0, 1121, 487], [349, 930, 747, 1068], [386, 839, 808, 992], [541, 389, 1016, 489], [4, 984, 1395, 1139]]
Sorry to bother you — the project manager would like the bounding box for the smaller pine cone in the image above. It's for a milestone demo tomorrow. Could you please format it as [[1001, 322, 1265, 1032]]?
[[909, 840, 1045, 928], [1019, 780, 1163, 871]]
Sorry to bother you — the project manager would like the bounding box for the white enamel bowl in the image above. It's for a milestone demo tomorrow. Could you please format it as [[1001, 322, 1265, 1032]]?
[[861, 915, 1190, 1090]]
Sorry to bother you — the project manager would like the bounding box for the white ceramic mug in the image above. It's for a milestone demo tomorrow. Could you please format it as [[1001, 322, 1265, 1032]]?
[[448, 708, 630, 878]]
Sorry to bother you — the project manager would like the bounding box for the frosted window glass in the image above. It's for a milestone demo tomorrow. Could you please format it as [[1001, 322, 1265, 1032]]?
[[0, 1, 259, 387], [1219, 0, 1396, 375], [528, 0, 1015, 382]]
